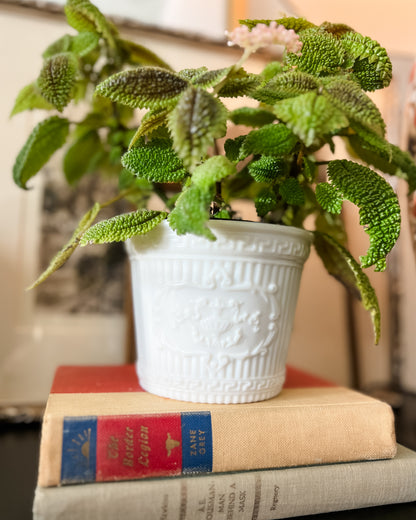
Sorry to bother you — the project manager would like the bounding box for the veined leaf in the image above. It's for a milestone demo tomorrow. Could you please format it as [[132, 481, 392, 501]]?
[[95, 67, 188, 109], [13, 116, 70, 189], [38, 52, 78, 112], [241, 123, 298, 157], [253, 70, 319, 105], [28, 202, 101, 289], [64, 0, 118, 48], [216, 68, 260, 98], [285, 28, 346, 75], [322, 77, 386, 136], [168, 86, 228, 169], [71, 31, 100, 57], [63, 129, 102, 184], [279, 177, 305, 205], [224, 135, 247, 162], [327, 159, 401, 271], [240, 17, 316, 32], [118, 38, 172, 70], [274, 92, 349, 148], [349, 123, 416, 192], [122, 139, 187, 183], [255, 188, 278, 217], [248, 156, 289, 183], [314, 231, 380, 344], [341, 32, 392, 91], [229, 107, 276, 128], [191, 68, 231, 88], [10, 82, 55, 116], [168, 156, 236, 239], [316, 182, 343, 214], [128, 108, 169, 149], [80, 210, 167, 245]]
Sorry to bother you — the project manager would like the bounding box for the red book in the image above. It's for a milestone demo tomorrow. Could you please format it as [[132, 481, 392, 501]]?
[[38, 365, 396, 487]]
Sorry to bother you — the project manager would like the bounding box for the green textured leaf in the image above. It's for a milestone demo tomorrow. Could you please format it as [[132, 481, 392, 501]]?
[[10, 82, 55, 116], [327, 159, 401, 271], [253, 71, 319, 105], [63, 129, 102, 184], [28, 202, 101, 289], [261, 61, 284, 82], [81, 210, 167, 245], [191, 68, 230, 88], [118, 38, 172, 69], [38, 52, 78, 112], [248, 156, 289, 183], [255, 188, 278, 217], [240, 17, 316, 32], [129, 109, 169, 149], [13, 116, 70, 189], [168, 156, 236, 239], [229, 107, 276, 128], [168, 86, 228, 169], [217, 69, 260, 98], [241, 123, 298, 157], [314, 231, 380, 344], [224, 135, 247, 162], [349, 123, 416, 192], [316, 182, 343, 214], [322, 77, 386, 136], [64, 0, 118, 48], [285, 28, 346, 75], [71, 31, 100, 56], [95, 67, 188, 109], [122, 139, 187, 183], [274, 92, 349, 148], [279, 177, 305, 205], [341, 32, 392, 91]]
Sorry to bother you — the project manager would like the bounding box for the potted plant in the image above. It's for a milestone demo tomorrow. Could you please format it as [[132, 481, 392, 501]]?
[[11, 0, 416, 403]]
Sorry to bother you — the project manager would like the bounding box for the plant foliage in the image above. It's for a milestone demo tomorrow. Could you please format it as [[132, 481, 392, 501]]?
[[11, 0, 416, 343]]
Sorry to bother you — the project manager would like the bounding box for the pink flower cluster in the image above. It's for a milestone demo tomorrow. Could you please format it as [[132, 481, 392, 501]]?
[[226, 21, 302, 55]]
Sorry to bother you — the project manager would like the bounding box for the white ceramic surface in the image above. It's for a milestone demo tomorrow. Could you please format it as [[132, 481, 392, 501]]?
[[126, 220, 313, 403]]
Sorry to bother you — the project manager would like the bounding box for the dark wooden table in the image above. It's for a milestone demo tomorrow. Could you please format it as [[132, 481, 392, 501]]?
[[1, 392, 416, 520]]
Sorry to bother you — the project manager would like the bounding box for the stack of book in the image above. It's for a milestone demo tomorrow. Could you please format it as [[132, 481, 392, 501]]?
[[32, 365, 416, 519]]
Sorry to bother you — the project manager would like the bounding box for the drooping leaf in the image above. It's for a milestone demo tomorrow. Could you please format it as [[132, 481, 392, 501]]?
[[95, 67, 188, 109], [279, 177, 305, 205], [273, 92, 349, 148], [253, 70, 319, 105], [10, 82, 55, 116], [327, 159, 401, 271], [38, 52, 78, 112], [248, 156, 289, 183], [64, 0, 118, 48], [63, 129, 102, 184], [128, 108, 169, 149], [349, 123, 416, 192], [168, 156, 236, 239], [118, 38, 172, 70], [28, 202, 101, 289], [168, 86, 228, 169], [122, 139, 187, 183], [13, 116, 70, 189], [341, 32, 392, 91], [229, 107, 276, 128], [314, 231, 380, 344], [322, 77, 386, 136], [315, 182, 343, 214], [255, 188, 278, 217], [80, 210, 167, 245], [285, 28, 346, 75], [241, 123, 298, 157]]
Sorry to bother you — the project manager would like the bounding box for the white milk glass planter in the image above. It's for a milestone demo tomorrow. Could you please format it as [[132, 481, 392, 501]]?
[[126, 220, 313, 403]]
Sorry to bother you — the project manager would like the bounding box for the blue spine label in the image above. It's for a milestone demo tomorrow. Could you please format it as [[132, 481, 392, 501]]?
[[61, 416, 97, 483], [181, 412, 213, 473]]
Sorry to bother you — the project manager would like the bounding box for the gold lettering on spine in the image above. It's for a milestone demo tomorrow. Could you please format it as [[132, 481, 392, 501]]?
[[123, 426, 134, 467], [138, 424, 151, 467]]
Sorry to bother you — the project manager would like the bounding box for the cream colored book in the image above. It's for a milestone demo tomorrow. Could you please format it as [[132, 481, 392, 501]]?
[[37, 365, 396, 487], [33, 444, 416, 520]]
